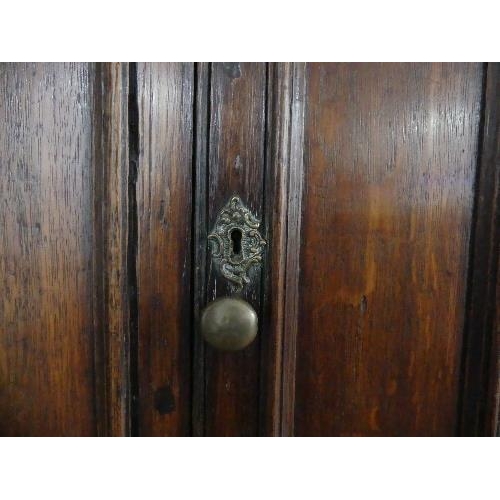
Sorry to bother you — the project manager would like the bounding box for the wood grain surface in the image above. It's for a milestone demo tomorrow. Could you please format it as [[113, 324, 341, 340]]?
[[292, 63, 484, 436], [92, 63, 131, 436], [135, 63, 194, 436], [259, 63, 293, 436], [0, 63, 98, 435], [280, 63, 307, 436]]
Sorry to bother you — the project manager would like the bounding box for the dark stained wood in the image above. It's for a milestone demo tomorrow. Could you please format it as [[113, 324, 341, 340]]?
[[459, 62, 500, 436], [292, 63, 484, 436], [258, 63, 293, 436], [204, 63, 267, 436], [0, 63, 98, 435], [495, 256, 500, 436], [92, 63, 131, 436], [136, 63, 194, 436], [191, 62, 210, 437]]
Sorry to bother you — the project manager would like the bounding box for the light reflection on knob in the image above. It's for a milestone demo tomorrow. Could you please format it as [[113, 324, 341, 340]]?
[[200, 297, 258, 351]]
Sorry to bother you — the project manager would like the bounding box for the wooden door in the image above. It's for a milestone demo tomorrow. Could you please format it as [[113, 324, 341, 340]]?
[[0, 63, 498, 436]]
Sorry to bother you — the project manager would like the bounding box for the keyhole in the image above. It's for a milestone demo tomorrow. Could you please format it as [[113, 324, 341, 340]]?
[[231, 229, 242, 255]]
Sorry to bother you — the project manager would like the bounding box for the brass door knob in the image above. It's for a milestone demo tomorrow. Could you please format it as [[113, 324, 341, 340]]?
[[200, 297, 258, 351]]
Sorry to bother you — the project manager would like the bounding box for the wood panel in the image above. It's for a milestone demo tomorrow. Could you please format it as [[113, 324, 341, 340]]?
[[292, 63, 484, 436], [200, 63, 267, 436], [0, 63, 98, 435], [136, 63, 194, 436]]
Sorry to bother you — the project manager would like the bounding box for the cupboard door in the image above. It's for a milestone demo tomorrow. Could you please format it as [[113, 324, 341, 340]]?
[[285, 63, 484, 436]]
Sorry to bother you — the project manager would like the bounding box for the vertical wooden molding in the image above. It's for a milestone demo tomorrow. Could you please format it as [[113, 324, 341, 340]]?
[[192, 62, 211, 436], [258, 63, 293, 435], [459, 62, 500, 436], [93, 63, 131, 436], [281, 63, 307, 436]]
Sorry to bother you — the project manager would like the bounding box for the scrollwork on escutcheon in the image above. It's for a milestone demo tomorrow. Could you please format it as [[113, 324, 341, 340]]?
[[208, 196, 266, 291]]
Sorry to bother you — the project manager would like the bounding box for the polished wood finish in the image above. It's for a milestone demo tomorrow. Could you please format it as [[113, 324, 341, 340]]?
[[0, 63, 98, 435], [135, 63, 194, 436], [0, 63, 131, 436], [279, 63, 307, 436], [292, 63, 484, 436], [459, 62, 500, 436]]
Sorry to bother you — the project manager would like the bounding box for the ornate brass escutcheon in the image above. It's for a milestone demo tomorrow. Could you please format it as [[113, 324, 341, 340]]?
[[207, 195, 266, 292]]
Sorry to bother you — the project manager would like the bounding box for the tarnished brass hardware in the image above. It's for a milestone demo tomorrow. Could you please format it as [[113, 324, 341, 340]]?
[[208, 196, 266, 291], [200, 297, 258, 351]]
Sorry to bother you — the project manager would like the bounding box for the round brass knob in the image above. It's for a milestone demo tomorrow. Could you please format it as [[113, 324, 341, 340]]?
[[200, 297, 258, 351]]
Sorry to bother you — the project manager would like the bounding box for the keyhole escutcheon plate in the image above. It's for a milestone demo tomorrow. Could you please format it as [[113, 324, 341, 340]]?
[[208, 196, 266, 291]]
